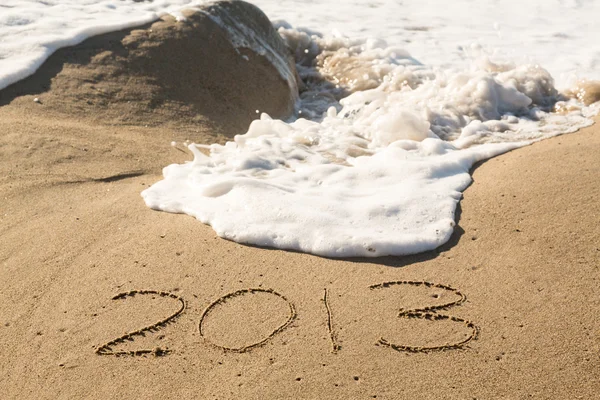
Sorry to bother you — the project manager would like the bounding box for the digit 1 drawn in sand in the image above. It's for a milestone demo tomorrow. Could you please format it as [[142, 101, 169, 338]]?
[[369, 281, 479, 353], [95, 290, 186, 357], [323, 288, 340, 353], [198, 288, 296, 353]]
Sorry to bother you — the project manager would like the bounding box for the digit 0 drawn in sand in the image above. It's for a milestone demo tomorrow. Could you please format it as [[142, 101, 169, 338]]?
[[323, 288, 341, 353], [198, 288, 296, 353], [95, 290, 186, 357], [369, 281, 479, 353]]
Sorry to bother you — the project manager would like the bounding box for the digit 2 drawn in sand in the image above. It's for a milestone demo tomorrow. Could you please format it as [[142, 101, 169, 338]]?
[[95, 290, 186, 357], [198, 288, 297, 353], [369, 281, 479, 353]]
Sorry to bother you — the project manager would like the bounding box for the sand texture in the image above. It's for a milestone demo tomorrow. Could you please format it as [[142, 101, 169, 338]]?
[[1, 4, 599, 399]]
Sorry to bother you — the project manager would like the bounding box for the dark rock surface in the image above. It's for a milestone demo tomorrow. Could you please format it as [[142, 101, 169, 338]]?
[[0, 0, 299, 138]]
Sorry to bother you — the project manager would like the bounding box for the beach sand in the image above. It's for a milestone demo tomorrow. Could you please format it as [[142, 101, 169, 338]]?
[[1, 10, 599, 400], [1, 104, 598, 400]]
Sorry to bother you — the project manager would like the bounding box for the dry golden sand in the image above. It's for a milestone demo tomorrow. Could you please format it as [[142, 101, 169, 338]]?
[[1, 99, 598, 398]]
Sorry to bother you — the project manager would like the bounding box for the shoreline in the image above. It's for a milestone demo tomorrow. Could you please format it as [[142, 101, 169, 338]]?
[[1, 97, 598, 397]]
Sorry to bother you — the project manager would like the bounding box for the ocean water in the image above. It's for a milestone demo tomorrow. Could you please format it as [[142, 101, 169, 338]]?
[[2, 0, 599, 257]]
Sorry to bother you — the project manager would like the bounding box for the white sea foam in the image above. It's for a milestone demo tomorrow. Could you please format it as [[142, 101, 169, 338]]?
[[255, 0, 600, 89], [140, 48, 595, 256], [2, 1, 599, 92], [1, 0, 599, 257]]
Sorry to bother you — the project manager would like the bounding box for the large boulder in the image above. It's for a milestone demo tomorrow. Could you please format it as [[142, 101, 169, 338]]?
[[0, 0, 299, 137]]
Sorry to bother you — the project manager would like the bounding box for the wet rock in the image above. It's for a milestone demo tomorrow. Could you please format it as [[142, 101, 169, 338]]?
[[0, 0, 299, 138]]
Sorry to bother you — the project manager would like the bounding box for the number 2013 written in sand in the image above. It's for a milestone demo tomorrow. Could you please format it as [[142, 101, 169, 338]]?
[[94, 281, 479, 357]]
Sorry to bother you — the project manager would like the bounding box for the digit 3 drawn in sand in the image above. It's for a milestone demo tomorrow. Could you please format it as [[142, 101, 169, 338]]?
[[369, 281, 479, 353], [198, 288, 296, 353], [95, 290, 186, 357]]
